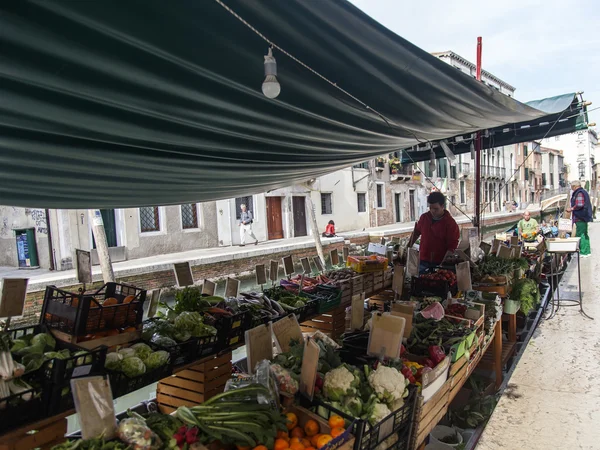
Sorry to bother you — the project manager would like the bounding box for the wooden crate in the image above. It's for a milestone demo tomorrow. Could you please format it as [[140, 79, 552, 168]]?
[[339, 279, 352, 307], [413, 377, 452, 448], [363, 273, 375, 296], [373, 271, 384, 285], [301, 305, 347, 339], [351, 275, 364, 296], [51, 328, 141, 350], [0, 414, 68, 450], [157, 351, 232, 413], [383, 268, 393, 288], [367, 290, 394, 312]]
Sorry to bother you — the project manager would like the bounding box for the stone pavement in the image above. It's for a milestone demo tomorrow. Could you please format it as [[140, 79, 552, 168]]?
[[477, 223, 600, 450]]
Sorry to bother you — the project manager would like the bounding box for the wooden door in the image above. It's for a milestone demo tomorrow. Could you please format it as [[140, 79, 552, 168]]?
[[92, 209, 117, 248], [292, 196, 307, 237], [266, 197, 284, 240]]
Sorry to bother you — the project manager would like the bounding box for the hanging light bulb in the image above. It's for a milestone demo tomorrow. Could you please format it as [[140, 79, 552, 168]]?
[[262, 47, 280, 99], [470, 142, 475, 160], [429, 150, 436, 174]]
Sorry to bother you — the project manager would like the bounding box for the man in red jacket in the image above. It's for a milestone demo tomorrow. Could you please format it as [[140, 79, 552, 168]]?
[[408, 192, 460, 274]]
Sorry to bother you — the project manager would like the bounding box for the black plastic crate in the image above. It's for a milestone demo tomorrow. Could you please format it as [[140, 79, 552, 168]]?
[[145, 325, 219, 367], [411, 277, 457, 298], [312, 385, 418, 450], [41, 282, 146, 336], [216, 310, 249, 349], [301, 285, 343, 314], [0, 387, 45, 434], [107, 359, 173, 399], [9, 324, 108, 385]]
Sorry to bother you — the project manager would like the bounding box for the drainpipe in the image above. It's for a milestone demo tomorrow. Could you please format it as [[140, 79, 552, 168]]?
[[45, 209, 56, 271]]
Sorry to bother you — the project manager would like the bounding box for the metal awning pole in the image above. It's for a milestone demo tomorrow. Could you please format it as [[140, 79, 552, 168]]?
[[474, 37, 483, 234]]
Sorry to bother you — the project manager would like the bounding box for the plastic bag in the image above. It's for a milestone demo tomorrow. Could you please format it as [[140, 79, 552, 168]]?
[[117, 418, 162, 450]]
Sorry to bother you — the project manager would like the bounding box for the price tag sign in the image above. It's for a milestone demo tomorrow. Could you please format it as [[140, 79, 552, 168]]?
[[497, 245, 512, 259], [147, 289, 161, 318], [300, 257, 312, 274], [510, 236, 519, 246], [0, 278, 28, 318], [71, 376, 117, 441], [392, 265, 405, 297], [245, 323, 273, 373], [312, 256, 324, 273], [330, 249, 340, 266], [491, 239, 502, 255], [202, 279, 216, 296], [300, 339, 320, 400], [76, 249, 92, 284], [479, 242, 492, 256], [173, 262, 194, 287], [255, 264, 267, 286], [272, 314, 303, 352], [456, 261, 472, 292], [224, 277, 241, 298], [351, 293, 365, 330], [368, 313, 405, 359], [282, 256, 295, 277], [512, 245, 523, 258], [270, 260, 280, 282]]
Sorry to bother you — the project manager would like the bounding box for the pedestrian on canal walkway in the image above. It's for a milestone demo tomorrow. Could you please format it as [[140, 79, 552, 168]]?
[[239, 203, 258, 247], [566, 180, 592, 257]]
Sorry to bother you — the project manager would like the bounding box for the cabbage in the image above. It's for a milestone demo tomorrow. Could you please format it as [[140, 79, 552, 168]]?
[[121, 356, 146, 378], [10, 339, 28, 353], [191, 323, 217, 338], [73, 350, 93, 366], [131, 343, 153, 361], [44, 349, 71, 369], [31, 333, 56, 350], [174, 311, 203, 332], [142, 321, 160, 341], [22, 353, 45, 373], [15, 344, 45, 357], [151, 334, 177, 348], [118, 348, 136, 359], [105, 352, 123, 371], [144, 351, 170, 371], [173, 330, 191, 342]]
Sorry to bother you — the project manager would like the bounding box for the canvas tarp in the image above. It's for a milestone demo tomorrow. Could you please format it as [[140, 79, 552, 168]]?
[[0, 0, 587, 208]]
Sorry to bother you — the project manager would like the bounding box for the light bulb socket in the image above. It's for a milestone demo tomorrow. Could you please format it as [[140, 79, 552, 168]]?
[[264, 48, 277, 76]]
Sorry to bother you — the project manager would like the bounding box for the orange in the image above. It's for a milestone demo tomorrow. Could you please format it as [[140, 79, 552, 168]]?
[[330, 428, 344, 439], [237, 446, 251, 450], [253, 446, 268, 450], [274, 439, 290, 450], [305, 447, 316, 450], [290, 443, 304, 450], [290, 427, 305, 439], [103, 297, 118, 306], [301, 439, 311, 448], [305, 420, 320, 437], [123, 295, 136, 303], [316, 435, 333, 449], [310, 434, 323, 447], [328, 415, 345, 430], [285, 413, 298, 431], [290, 438, 303, 446], [277, 430, 290, 441]]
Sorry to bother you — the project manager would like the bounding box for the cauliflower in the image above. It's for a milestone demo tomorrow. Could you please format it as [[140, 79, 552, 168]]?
[[369, 402, 391, 425], [368, 365, 409, 410], [323, 365, 360, 402]]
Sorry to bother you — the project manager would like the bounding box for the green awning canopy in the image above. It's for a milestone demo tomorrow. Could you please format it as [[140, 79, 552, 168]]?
[[0, 0, 588, 208]]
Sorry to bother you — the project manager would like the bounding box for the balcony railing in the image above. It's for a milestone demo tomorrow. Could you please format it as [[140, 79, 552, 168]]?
[[390, 165, 412, 176], [482, 165, 507, 178], [459, 163, 470, 174], [541, 186, 570, 201]]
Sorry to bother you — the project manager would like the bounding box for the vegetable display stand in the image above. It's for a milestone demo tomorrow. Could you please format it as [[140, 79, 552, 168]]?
[[479, 319, 515, 389], [41, 282, 146, 338], [411, 377, 452, 449], [156, 350, 232, 414], [217, 311, 249, 349], [546, 249, 592, 320], [300, 304, 347, 339], [373, 271, 384, 292], [0, 412, 68, 450], [314, 385, 417, 450], [411, 277, 454, 298], [351, 274, 364, 296]]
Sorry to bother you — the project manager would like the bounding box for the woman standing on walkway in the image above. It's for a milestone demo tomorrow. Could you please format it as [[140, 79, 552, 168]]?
[[566, 180, 592, 257]]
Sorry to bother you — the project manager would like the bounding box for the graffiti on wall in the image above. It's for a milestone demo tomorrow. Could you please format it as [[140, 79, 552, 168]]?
[[27, 209, 48, 235]]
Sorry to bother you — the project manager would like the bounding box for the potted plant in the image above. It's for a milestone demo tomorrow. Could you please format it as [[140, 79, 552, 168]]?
[[376, 156, 386, 168], [503, 295, 521, 314], [389, 157, 402, 174]]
